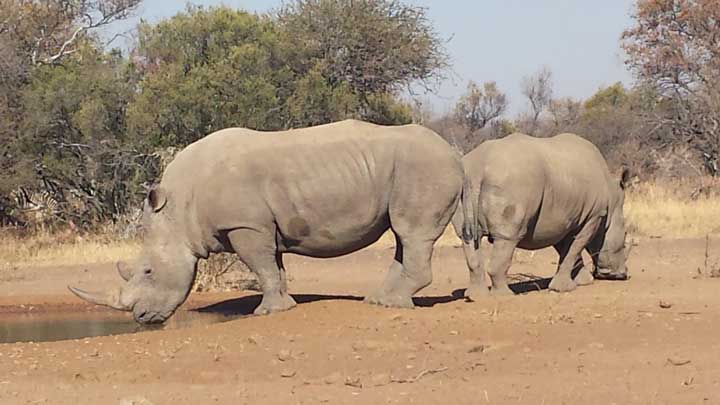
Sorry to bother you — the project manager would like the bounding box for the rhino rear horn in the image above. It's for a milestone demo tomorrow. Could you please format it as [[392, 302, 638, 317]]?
[[116, 261, 133, 281], [68, 286, 130, 311]]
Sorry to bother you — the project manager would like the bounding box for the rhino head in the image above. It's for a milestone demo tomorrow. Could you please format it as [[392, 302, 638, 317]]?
[[69, 186, 198, 324], [593, 168, 632, 281]]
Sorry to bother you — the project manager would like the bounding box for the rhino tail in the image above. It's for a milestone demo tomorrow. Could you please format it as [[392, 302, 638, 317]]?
[[461, 175, 482, 245]]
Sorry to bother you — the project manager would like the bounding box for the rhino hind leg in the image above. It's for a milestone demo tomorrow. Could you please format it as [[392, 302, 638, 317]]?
[[365, 235, 434, 309], [486, 238, 517, 296], [227, 228, 297, 315], [462, 239, 490, 300]]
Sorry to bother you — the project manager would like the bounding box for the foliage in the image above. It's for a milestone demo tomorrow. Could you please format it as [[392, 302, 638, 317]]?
[[519, 67, 553, 135], [0, 2, 444, 228], [127, 6, 291, 147], [454, 81, 508, 133], [275, 0, 445, 125], [622, 0, 720, 174], [276, 0, 448, 96]]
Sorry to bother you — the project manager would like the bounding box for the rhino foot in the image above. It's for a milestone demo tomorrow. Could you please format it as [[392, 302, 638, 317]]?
[[489, 285, 515, 296], [464, 285, 490, 301], [548, 276, 577, 293], [574, 268, 594, 286], [364, 293, 414, 309], [254, 293, 297, 315]]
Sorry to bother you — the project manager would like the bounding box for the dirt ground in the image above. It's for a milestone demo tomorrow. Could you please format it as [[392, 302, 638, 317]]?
[[1, 237, 719, 404]]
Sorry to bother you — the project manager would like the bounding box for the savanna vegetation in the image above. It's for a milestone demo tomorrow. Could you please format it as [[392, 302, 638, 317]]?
[[1, 0, 719, 271]]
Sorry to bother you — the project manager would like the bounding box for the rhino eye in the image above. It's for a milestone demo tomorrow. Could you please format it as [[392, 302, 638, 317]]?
[[144, 268, 153, 275]]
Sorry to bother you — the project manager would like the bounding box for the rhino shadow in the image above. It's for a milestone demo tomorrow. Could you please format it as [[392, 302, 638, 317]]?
[[193, 293, 465, 316], [450, 276, 553, 299]]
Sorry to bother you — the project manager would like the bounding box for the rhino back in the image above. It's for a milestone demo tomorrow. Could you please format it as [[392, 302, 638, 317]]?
[[160, 120, 459, 257]]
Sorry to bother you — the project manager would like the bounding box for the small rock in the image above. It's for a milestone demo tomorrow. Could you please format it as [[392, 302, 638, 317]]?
[[344, 376, 363, 388], [468, 344, 487, 354], [280, 369, 296, 378], [277, 349, 292, 362]]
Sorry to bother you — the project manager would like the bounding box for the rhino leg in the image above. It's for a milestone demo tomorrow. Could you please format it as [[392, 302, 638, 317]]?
[[463, 240, 490, 300], [486, 238, 517, 296], [365, 236, 433, 309], [227, 229, 297, 315], [571, 256, 594, 286], [556, 247, 594, 286], [549, 218, 600, 293]]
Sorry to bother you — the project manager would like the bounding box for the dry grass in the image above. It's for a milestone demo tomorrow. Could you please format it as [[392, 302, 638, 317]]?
[[0, 229, 140, 267], [1, 179, 718, 267], [625, 178, 720, 238]]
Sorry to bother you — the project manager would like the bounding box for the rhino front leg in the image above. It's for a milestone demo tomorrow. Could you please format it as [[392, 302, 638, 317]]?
[[486, 238, 517, 295], [571, 256, 594, 286], [227, 228, 297, 315], [549, 218, 600, 292], [554, 245, 594, 286], [365, 237, 433, 309]]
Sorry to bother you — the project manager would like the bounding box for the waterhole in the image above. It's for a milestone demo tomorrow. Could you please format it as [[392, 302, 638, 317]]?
[[0, 310, 244, 344]]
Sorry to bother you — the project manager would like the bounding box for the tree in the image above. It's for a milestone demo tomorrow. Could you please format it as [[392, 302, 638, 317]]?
[[0, 0, 142, 225], [454, 80, 508, 133], [520, 67, 553, 135], [7, 45, 158, 227], [127, 6, 291, 147], [276, 0, 447, 124], [622, 0, 720, 173], [0, 0, 141, 66], [547, 97, 581, 134]]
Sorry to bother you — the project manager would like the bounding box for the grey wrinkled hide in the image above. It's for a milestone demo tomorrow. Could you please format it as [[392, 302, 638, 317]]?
[[71, 120, 464, 324], [451, 133, 629, 299]]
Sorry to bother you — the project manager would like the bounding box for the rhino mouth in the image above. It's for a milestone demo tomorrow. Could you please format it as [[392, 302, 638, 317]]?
[[594, 270, 628, 281], [134, 308, 174, 325]]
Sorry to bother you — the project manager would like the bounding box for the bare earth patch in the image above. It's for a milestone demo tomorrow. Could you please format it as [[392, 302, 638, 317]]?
[[1, 238, 720, 404]]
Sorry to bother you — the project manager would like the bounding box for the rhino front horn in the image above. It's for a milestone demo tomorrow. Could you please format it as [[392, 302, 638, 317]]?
[[68, 286, 131, 311]]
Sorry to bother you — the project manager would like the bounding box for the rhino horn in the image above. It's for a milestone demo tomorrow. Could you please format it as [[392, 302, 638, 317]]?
[[67, 286, 130, 311], [116, 261, 133, 281]]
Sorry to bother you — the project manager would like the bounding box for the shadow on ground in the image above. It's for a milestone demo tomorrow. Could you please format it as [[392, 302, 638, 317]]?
[[194, 276, 552, 316], [194, 292, 468, 316]]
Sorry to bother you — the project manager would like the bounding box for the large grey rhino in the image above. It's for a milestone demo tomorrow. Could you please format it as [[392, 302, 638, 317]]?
[[452, 132, 630, 299], [69, 120, 464, 324]]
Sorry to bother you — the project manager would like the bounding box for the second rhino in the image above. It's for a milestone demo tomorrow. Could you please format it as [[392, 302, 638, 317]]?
[[453, 132, 630, 299]]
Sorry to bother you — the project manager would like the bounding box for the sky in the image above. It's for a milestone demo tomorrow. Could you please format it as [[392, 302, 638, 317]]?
[[110, 0, 637, 116]]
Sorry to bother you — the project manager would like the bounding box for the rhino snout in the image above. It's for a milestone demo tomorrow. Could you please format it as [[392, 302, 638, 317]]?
[[594, 269, 629, 281], [133, 308, 170, 325]]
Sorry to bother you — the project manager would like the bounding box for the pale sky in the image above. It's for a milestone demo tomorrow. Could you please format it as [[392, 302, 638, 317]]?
[[110, 0, 637, 116]]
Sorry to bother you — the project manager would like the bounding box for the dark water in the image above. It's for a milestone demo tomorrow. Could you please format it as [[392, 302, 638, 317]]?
[[0, 310, 243, 344]]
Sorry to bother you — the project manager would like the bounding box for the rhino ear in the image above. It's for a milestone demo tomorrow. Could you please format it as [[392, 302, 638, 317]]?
[[147, 186, 167, 213], [619, 167, 632, 190]]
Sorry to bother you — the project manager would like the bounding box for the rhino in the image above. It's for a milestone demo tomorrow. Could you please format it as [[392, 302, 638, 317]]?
[[69, 120, 464, 324], [452, 132, 630, 299]]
